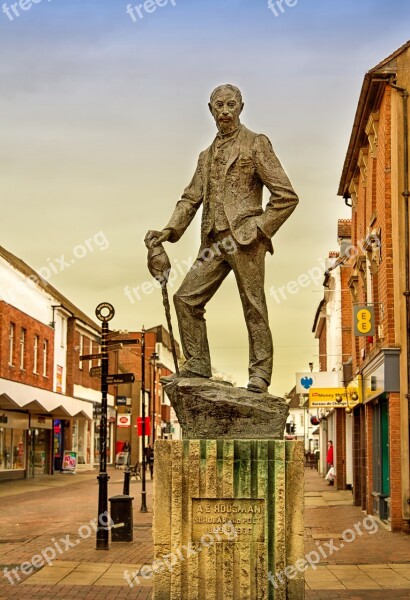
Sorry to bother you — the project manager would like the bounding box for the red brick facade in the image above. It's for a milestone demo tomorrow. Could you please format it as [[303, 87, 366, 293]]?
[[0, 301, 54, 390], [65, 318, 101, 397]]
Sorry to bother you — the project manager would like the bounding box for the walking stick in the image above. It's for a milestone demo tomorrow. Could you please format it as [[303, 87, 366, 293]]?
[[146, 241, 179, 375], [161, 285, 180, 375]]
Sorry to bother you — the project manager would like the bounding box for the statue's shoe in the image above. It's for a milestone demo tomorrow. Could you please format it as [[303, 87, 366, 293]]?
[[160, 370, 210, 384], [247, 377, 268, 394]]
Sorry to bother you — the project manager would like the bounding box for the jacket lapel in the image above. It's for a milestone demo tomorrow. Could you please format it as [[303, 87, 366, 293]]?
[[224, 125, 247, 176], [202, 144, 213, 203]]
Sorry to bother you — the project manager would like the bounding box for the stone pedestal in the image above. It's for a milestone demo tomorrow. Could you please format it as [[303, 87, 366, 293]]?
[[153, 439, 304, 600]]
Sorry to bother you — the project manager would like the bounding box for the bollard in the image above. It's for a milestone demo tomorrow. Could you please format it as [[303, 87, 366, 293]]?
[[109, 495, 134, 542], [123, 467, 130, 495]]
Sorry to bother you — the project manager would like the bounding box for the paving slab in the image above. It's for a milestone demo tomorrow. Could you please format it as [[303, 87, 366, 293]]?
[[312, 532, 343, 540], [306, 497, 328, 507]]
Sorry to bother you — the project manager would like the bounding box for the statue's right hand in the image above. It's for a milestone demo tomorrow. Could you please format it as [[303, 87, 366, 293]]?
[[144, 229, 171, 249]]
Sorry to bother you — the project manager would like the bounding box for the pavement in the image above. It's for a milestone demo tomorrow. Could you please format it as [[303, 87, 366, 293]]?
[[0, 466, 409, 599]]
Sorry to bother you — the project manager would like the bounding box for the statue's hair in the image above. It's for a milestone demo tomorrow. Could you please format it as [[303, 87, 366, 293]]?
[[210, 84, 243, 104]]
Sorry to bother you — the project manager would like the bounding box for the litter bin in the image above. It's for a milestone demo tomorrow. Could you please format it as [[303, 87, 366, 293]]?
[[109, 494, 134, 542]]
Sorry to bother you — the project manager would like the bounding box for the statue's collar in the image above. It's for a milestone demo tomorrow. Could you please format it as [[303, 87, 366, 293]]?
[[216, 123, 242, 142]]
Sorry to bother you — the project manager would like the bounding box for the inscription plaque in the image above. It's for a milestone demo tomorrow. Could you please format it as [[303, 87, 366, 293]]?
[[192, 498, 265, 542]]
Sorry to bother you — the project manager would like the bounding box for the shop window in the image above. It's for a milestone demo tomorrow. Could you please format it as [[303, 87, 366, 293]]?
[[20, 328, 26, 370], [8, 323, 15, 366], [0, 428, 25, 470]]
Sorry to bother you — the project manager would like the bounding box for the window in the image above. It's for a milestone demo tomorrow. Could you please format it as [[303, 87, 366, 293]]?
[[8, 323, 15, 365], [59, 315, 66, 348], [20, 328, 26, 370], [33, 335, 39, 374], [42, 340, 48, 377], [79, 334, 84, 370], [300, 413, 304, 428]]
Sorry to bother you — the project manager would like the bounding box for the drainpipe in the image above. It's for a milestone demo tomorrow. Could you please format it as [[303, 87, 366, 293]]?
[[390, 80, 410, 520]]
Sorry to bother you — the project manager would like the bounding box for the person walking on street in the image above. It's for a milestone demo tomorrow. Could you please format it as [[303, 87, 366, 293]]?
[[326, 440, 334, 471], [325, 440, 334, 485]]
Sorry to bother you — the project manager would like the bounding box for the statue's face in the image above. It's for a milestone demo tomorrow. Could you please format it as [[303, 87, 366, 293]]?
[[209, 89, 243, 134]]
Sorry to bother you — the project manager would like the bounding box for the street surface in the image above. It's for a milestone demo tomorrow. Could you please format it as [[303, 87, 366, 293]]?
[[0, 467, 409, 599]]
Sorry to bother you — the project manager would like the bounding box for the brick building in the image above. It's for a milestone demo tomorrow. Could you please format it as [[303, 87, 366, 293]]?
[[112, 326, 181, 468], [329, 40, 410, 531], [0, 245, 111, 480], [0, 243, 183, 482]]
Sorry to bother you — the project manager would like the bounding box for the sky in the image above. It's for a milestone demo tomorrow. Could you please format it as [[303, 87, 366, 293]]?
[[1, 0, 410, 395]]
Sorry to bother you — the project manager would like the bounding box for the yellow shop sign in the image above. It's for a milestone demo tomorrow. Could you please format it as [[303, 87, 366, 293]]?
[[308, 388, 361, 409]]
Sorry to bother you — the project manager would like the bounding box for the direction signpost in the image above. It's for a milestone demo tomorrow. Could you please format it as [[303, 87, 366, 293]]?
[[106, 373, 135, 385], [90, 366, 102, 378], [140, 327, 148, 513], [79, 302, 139, 551], [80, 352, 103, 361]]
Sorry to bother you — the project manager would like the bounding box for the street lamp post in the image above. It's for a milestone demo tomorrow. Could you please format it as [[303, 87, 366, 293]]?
[[150, 352, 159, 446], [299, 393, 306, 455], [140, 327, 148, 513]]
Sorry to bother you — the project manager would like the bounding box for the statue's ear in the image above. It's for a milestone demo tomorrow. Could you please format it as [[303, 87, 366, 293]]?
[[239, 102, 244, 115], [208, 102, 213, 114]]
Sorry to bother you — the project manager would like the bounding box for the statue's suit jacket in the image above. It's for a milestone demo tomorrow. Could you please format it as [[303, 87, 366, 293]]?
[[164, 125, 299, 253]]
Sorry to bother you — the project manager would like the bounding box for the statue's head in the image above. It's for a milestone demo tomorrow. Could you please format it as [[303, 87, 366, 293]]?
[[209, 84, 244, 134]]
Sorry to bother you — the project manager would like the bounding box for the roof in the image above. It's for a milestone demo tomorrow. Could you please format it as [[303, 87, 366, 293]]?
[[0, 245, 101, 332], [338, 40, 410, 197]]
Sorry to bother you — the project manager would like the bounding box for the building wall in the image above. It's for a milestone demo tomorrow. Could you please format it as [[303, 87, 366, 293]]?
[[0, 257, 51, 325], [343, 80, 405, 530], [66, 318, 101, 397], [318, 326, 327, 372], [393, 48, 410, 529], [0, 301, 54, 389]]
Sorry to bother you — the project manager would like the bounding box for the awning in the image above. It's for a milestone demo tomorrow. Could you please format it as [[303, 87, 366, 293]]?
[[0, 378, 93, 420]]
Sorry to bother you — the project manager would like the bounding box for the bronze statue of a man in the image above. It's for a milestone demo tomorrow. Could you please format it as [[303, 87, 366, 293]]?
[[145, 84, 298, 393]]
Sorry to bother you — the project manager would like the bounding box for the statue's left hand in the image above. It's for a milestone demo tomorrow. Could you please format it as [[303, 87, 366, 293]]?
[[144, 230, 166, 249]]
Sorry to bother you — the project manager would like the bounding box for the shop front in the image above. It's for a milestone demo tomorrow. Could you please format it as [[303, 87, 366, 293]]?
[[1, 377, 94, 480], [0, 410, 28, 481], [362, 349, 400, 524]]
